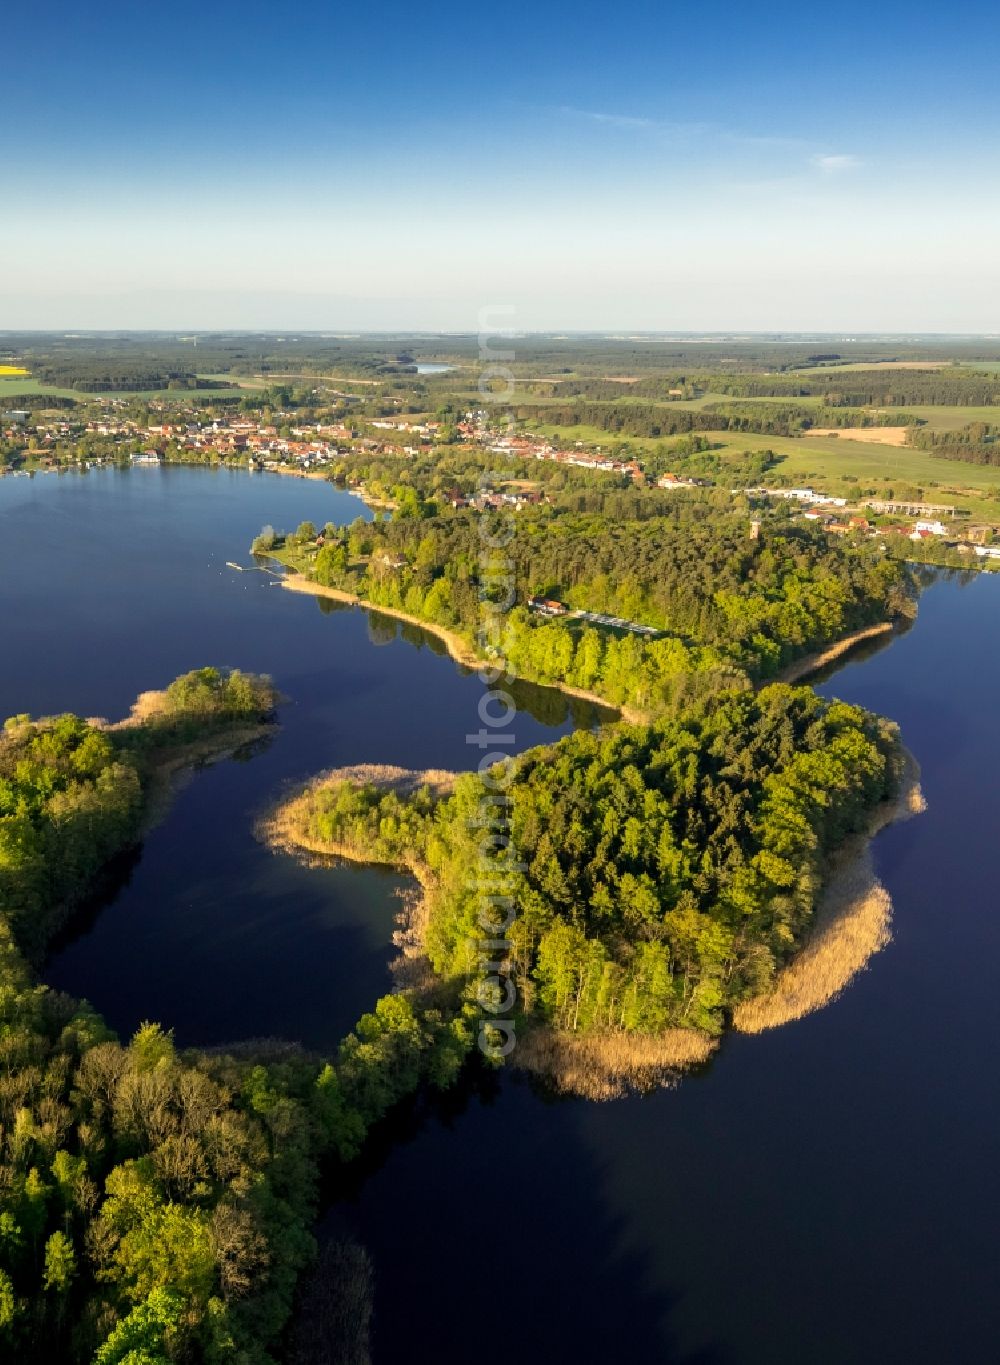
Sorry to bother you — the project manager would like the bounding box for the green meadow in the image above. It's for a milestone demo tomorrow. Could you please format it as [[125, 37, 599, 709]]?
[[524, 420, 668, 453], [706, 430, 1000, 520], [522, 413, 1000, 519], [900, 404, 1000, 432], [0, 377, 89, 402]]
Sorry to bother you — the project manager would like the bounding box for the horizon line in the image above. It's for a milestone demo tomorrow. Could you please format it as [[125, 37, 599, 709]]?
[[2, 328, 999, 340]]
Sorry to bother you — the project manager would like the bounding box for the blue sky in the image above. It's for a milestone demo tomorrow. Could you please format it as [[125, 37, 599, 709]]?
[[4, 0, 1000, 330]]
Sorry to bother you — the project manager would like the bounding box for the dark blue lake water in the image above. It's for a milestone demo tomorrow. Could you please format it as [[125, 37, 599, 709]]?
[[328, 573, 1000, 1365], [4, 466, 998, 1363], [0, 466, 600, 1048]]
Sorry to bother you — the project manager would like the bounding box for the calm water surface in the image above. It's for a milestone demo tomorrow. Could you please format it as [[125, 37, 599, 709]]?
[[5, 469, 999, 1363], [330, 572, 1000, 1365], [0, 466, 601, 1048]]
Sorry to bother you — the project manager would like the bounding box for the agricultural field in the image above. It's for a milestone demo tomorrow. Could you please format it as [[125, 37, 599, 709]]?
[[0, 377, 87, 401], [803, 427, 910, 445], [900, 404, 1000, 432], [522, 417, 1000, 519], [196, 370, 404, 396], [705, 429, 1000, 519], [195, 372, 271, 389], [0, 364, 28, 376], [0, 376, 248, 403]]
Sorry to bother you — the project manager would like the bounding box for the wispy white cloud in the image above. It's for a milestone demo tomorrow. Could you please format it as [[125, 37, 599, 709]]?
[[555, 107, 847, 157], [553, 107, 868, 180], [812, 153, 863, 173], [565, 108, 656, 130], [556, 105, 712, 136]]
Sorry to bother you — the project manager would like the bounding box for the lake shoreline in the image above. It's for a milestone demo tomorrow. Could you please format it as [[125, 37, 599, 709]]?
[[258, 768, 721, 1099], [24, 688, 277, 968], [774, 620, 896, 684], [257, 764, 447, 991], [279, 572, 640, 721], [732, 747, 926, 1034], [256, 464, 335, 483], [93, 688, 278, 835], [515, 743, 926, 1093], [256, 763, 452, 881], [258, 744, 923, 1098], [512, 1022, 720, 1100], [280, 572, 904, 720]]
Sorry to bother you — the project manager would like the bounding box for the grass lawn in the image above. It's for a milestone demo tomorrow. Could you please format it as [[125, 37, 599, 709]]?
[[524, 420, 667, 454]]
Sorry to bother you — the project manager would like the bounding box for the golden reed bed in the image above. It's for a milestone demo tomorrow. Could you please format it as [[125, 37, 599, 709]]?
[[733, 752, 926, 1034], [515, 1025, 718, 1101]]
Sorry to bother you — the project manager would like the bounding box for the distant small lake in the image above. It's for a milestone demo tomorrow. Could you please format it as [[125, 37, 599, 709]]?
[[415, 363, 454, 375]]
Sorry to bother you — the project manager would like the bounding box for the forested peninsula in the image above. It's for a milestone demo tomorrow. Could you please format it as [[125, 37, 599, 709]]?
[[254, 480, 921, 1099], [0, 670, 479, 1363], [264, 685, 908, 1097], [259, 491, 914, 719]]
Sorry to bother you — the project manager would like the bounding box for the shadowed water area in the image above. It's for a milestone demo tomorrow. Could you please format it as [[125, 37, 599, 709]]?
[[0, 466, 602, 1047]]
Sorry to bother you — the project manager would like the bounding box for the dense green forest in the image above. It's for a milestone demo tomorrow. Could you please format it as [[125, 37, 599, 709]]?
[[0, 394, 79, 411], [28, 363, 227, 394], [0, 672, 476, 1362], [698, 402, 915, 431], [288, 686, 902, 1036], [267, 496, 913, 715], [907, 421, 1000, 465], [520, 399, 921, 439], [516, 401, 787, 439], [1, 668, 276, 959], [704, 369, 1000, 406]]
